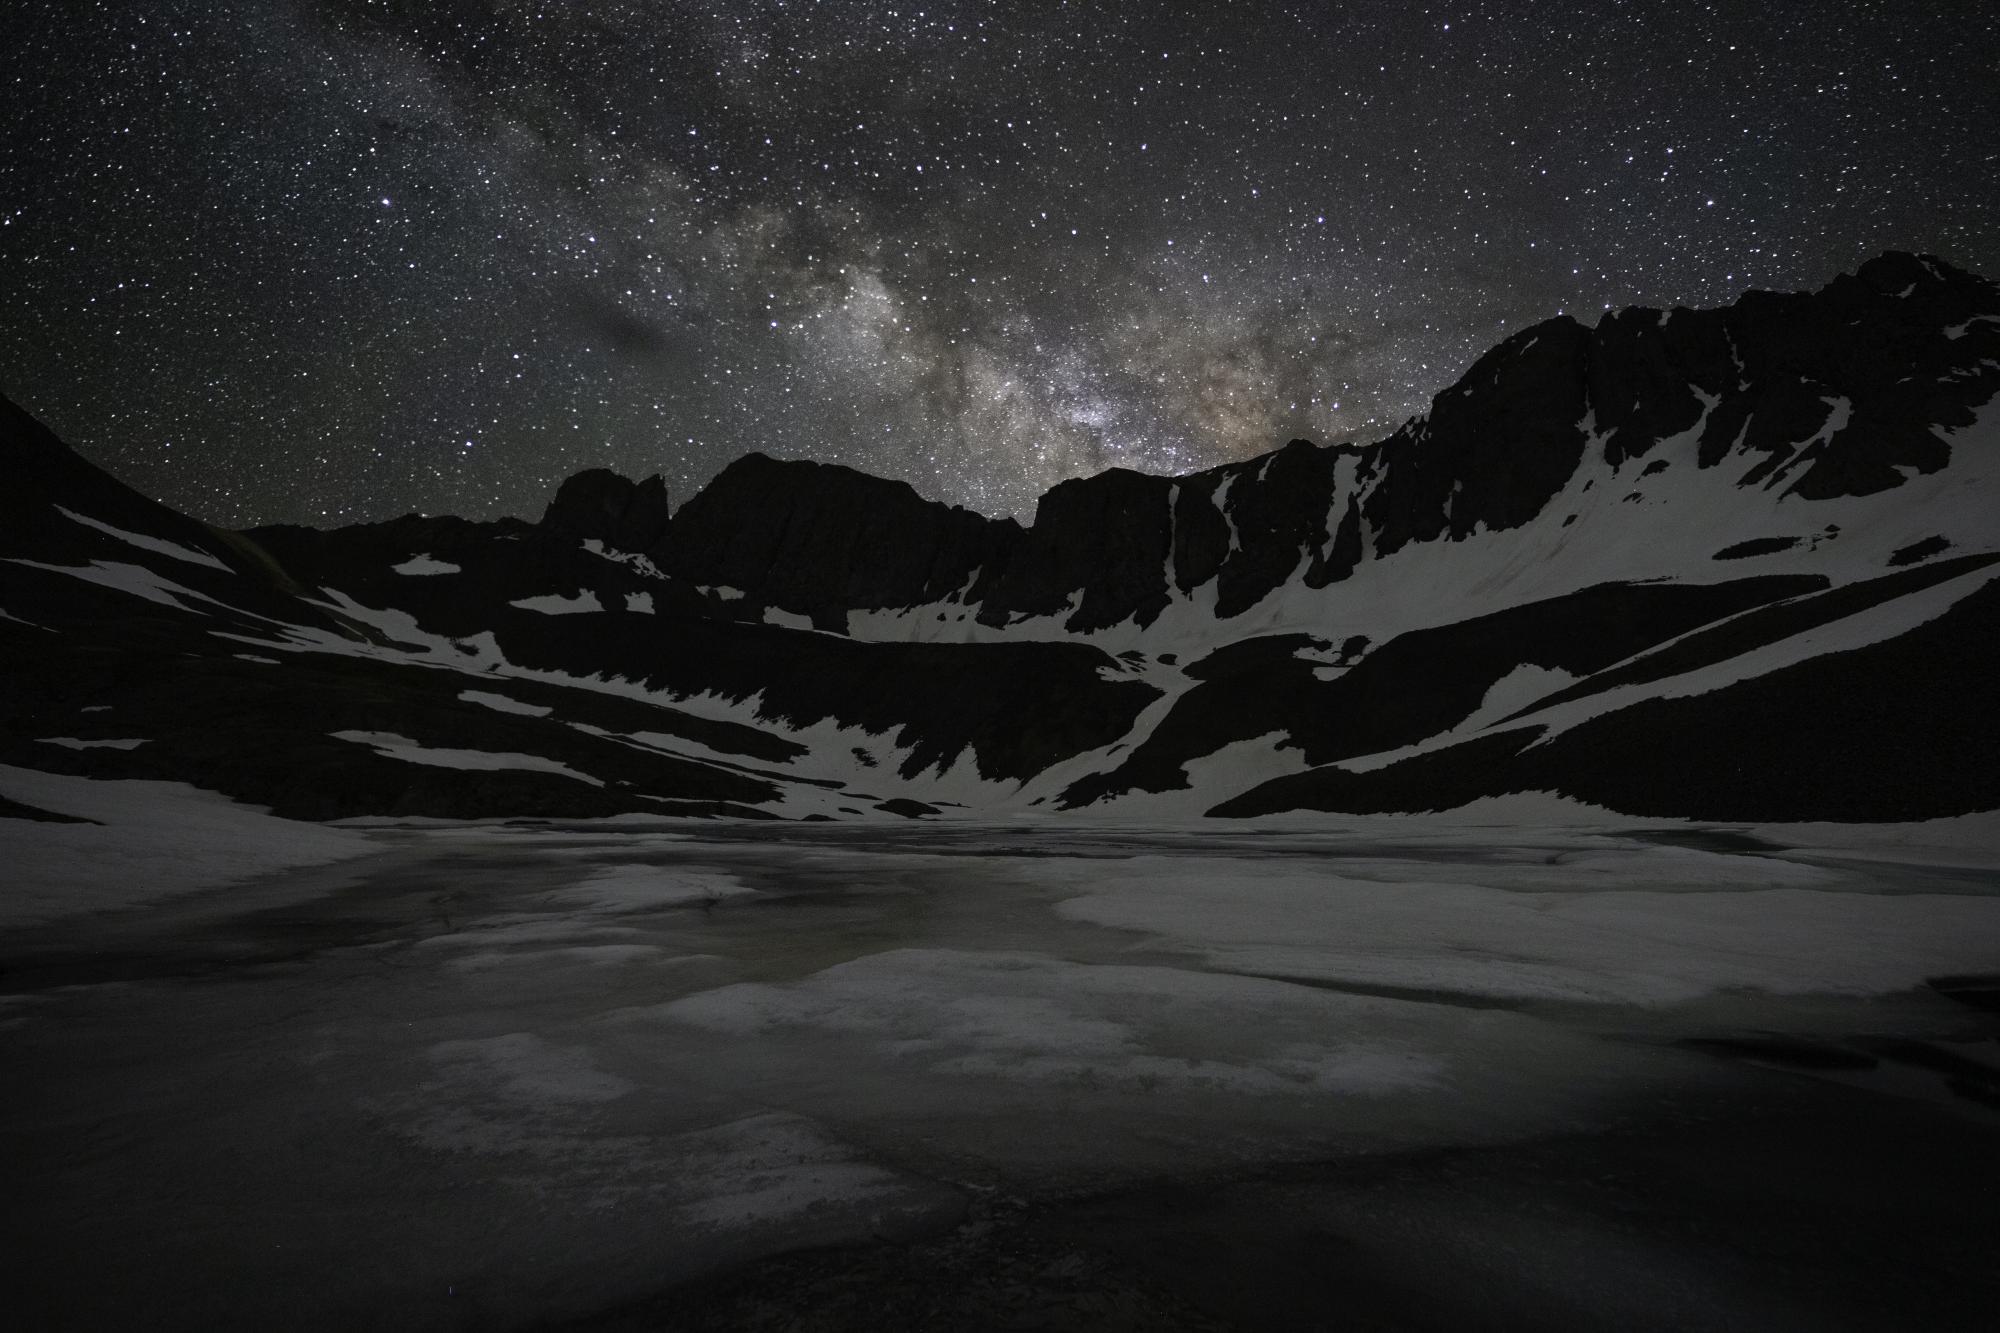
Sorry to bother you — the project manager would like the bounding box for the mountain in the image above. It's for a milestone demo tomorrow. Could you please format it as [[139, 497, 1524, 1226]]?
[[4, 252, 1998, 823]]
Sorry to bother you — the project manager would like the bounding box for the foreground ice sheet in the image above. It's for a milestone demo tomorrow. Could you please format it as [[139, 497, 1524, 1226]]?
[[1048, 853, 2000, 1004], [0, 763, 373, 926], [3, 816, 1997, 1330]]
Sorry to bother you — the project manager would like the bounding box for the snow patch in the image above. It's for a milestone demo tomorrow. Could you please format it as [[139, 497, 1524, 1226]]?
[[1088, 731, 1311, 819], [0, 606, 53, 631], [330, 730, 605, 786], [1456, 663, 1577, 734], [763, 607, 816, 631], [7, 557, 235, 614], [580, 539, 665, 579], [459, 689, 554, 718], [510, 590, 601, 615], [57, 506, 229, 570], [0, 764, 371, 927], [392, 553, 460, 575]]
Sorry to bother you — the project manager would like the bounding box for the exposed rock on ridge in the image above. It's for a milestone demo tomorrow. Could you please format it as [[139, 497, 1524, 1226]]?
[[608, 251, 1997, 635], [540, 468, 672, 553], [653, 453, 1021, 625]]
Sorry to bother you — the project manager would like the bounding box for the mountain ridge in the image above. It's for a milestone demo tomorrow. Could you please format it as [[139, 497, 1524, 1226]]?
[[518, 249, 1997, 636], [3, 251, 1997, 825]]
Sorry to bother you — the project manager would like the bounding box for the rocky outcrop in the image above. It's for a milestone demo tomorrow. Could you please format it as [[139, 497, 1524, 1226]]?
[[1361, 315, 1596, 555], [973, 467, 1179, 630], [653, 452, 1021, 623], [539, 468, 672, 552]]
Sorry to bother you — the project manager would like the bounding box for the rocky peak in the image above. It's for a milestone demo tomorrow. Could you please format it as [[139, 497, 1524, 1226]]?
[[1362, 315, 1596, 555], [539, 468, 672, 554], [978, 467, 1181, 630], [654, 452, 1021, 619]]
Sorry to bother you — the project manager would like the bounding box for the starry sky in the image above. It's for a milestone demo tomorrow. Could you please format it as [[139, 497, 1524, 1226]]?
[[3, 1, 1996, 528]]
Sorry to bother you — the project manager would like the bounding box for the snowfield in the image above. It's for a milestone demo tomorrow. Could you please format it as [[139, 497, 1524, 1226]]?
[[0, 764, 374, 926]]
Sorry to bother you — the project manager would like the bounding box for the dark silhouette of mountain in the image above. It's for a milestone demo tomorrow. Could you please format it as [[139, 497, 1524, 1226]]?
[[4, 252, 1997, 822]]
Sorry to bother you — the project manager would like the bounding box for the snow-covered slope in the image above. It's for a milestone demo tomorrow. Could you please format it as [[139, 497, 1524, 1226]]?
[[3, 252, 1997, 823]]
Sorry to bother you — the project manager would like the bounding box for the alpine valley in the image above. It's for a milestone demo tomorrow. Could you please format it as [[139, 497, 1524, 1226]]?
[[6, 250, 1999, 826]]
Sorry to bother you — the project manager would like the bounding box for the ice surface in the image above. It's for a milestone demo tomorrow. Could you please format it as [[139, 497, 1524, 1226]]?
[[1754, 809, 2000, 870], [330, 729, 606, 786], [35, 737, 148, 750], [428, 1030, 635, 1106], [1048, 854, 2000, 1004], [549, 863, 758, 912], [658, 948, 1449, 1097], [5, 818, 1996, 1330]]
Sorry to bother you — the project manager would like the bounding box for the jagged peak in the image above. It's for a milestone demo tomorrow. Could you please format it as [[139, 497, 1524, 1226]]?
[[1852, 249, 1982, 293], [540, 467, 671, 554], [694, 449, 1006, 526]]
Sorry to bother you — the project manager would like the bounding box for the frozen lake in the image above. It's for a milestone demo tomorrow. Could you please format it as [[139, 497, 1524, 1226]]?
[[5, 818, 1999, 1330]]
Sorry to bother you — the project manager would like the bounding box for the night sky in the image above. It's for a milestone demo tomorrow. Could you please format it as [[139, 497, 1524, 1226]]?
[[4, 1, 1996, 529]]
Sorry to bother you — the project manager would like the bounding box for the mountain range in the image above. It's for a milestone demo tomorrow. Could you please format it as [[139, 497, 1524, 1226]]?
[[4, 250, 1998, 824]]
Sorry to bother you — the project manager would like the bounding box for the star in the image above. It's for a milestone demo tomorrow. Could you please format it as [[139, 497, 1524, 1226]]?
[[0, 1, 1991, 527]]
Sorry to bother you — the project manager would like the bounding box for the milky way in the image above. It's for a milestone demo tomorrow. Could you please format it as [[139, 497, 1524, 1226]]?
[[3, 1, 1996, 526]]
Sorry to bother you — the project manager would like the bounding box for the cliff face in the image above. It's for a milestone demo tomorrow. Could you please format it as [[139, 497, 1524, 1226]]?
[[652, 453, 1022, 628]]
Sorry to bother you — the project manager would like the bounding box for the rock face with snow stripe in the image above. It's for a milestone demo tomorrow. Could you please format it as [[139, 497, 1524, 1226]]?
[[481, 610, 1159, 784], [975, 465, 1184, 630], [1214, 567, 2000, 821], [0, 395, 1164, 819], [1360, 315, 1596, 556], [0, 393, 346, 636], [243, 510, 713, 634], [3, 250, 1998, 824], [1057, 575, 1827, 809]]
